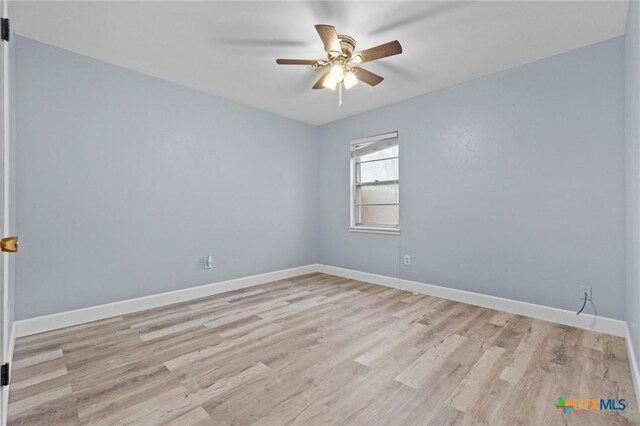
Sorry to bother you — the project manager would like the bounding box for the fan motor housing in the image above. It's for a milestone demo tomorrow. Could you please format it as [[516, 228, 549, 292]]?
[[337, 35, 356, 57]]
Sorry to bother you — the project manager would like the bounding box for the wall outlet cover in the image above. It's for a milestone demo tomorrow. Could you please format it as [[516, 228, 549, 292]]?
[[403, 255, 411, 266], [204, 255, 213, 270], [579, 286, 592, 300]]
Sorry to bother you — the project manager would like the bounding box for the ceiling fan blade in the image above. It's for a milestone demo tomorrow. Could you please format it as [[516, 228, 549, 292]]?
[[312, 71, 330, 89], [276, 59, 318, 65], [315, 24, 342, 55], [355, 40, 403, 63], [353, 67, 384, 86]]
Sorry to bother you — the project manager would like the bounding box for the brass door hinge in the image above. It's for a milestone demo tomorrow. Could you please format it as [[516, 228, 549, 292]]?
[[1, 236, 17, 253]]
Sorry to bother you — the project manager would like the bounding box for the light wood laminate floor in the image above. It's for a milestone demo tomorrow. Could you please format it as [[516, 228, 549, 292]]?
[[8, 273, 638, 425]]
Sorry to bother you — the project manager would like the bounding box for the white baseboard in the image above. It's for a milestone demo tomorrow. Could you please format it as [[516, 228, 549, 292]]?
[[14, 264, 321, 338], [625, 323, 640, 413], [13, 262, 627, 340], [319, 265, 626, 337]]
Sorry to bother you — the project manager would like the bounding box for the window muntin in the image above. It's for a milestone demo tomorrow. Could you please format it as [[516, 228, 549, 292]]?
[[351, 133, 399, 231]]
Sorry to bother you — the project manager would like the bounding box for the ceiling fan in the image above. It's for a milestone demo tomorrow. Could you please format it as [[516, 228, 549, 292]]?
[[276, 25, 402, 105]]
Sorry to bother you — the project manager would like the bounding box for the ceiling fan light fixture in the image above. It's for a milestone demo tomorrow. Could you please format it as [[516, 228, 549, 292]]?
[[322, 76, 337, 90], [276, 24, 403, 103], [329, 64, 345, 83], [343, 71, 358, 89]]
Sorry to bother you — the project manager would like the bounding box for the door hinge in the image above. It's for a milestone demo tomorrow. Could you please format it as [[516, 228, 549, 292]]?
[[1, 18, 9, 42], [1, 363, 9, 386]]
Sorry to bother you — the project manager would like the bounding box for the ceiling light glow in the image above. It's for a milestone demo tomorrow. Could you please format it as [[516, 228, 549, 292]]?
[[329, 64, 344, 83], [343, 71, 358, 89], [322, 76, 337, 90]]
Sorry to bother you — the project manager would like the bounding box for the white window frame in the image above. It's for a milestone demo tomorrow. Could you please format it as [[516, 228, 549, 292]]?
[[349, 131, 400, 235]]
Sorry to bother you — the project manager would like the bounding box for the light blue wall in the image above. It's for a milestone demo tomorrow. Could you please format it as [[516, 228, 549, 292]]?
[[626, 0, 640, 356], [14, 36, 318, 319], [318, 37, 626, 319], [13, 34, 630, 322]]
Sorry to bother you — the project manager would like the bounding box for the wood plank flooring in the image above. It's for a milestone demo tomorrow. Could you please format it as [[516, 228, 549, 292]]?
[[8, 273, 638, 425]]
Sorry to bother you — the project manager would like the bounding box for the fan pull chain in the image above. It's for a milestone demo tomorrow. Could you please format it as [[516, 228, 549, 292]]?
[[338, 82, 343, 107]]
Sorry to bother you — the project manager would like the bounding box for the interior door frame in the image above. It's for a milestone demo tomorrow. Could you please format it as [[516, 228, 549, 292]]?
[[0, 0, 10, 423]]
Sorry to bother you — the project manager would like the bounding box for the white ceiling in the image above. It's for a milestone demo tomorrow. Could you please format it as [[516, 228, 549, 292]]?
[[12, 1, 630, 125]]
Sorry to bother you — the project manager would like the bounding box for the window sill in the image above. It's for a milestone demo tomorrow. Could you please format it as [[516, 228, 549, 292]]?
[[348, 226, 400, 235]]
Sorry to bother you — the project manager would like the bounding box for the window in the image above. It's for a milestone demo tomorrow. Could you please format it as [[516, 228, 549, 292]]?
[[350, 132, 399, 234]]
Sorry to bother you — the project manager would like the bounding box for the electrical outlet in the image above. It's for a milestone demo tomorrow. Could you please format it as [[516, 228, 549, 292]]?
[[204, 255, 213, 270], [403, 255, 411, 266], [579, 286, 592, 301]]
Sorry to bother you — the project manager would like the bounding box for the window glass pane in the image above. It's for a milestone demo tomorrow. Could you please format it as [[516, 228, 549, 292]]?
[[351, 135, 399, 229], [359, 145, 398, 162], [359, 184, 399, 205], [358, 205, 399, 226], [359, 158, 398, 183]]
